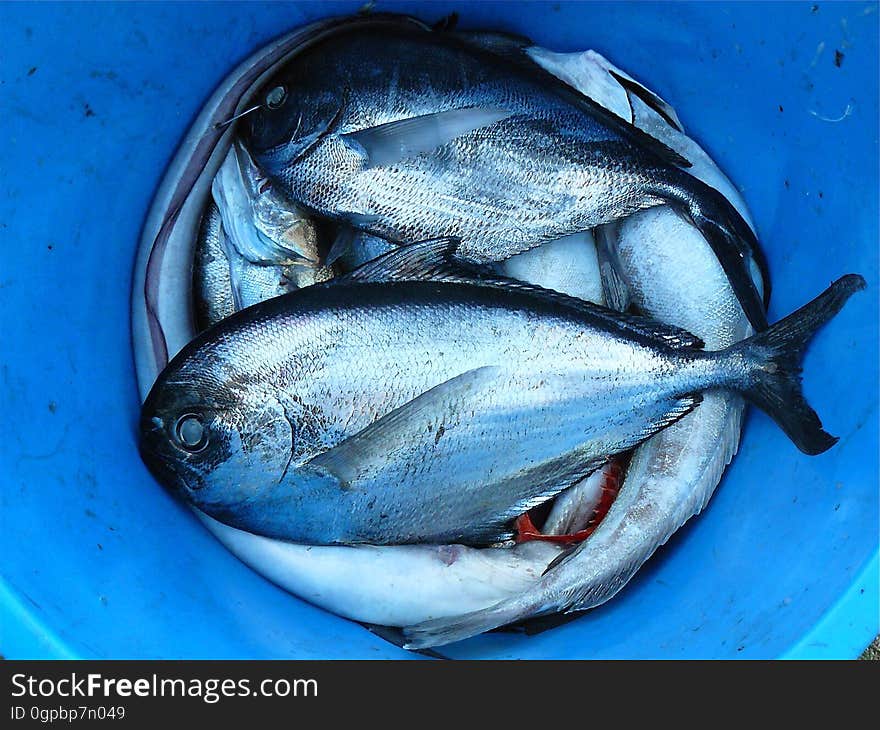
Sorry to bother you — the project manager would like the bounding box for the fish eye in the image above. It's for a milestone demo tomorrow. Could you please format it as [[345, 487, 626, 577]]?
[[174, 414, 207, 452], [265, 85, 288, 110]]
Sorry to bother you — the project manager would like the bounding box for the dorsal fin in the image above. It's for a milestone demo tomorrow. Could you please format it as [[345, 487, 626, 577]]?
[[452, 29, 534, 62], [341, 237, 477, 283], [342, 239, 704, 350]]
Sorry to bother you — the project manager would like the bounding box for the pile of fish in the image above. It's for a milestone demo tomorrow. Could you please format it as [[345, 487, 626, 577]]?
[[136, 13, 864, 649]]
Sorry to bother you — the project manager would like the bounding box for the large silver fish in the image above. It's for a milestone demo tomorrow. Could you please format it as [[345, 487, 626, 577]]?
[[242, 15, 769, 331], [140, 239, 860, 547]]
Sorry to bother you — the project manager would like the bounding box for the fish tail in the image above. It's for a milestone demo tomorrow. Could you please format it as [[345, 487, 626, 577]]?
[[730, 274, 865, 455], [649, 170, 771, 332], [402, 601, 541, 650]]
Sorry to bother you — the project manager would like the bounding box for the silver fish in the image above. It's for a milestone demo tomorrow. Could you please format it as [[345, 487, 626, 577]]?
[[191, 199, 326, 329], [192, 144, 334, 329], [136, 24, 855, 636], [243, 16, 768, 331], [192, 201, 236, 330], [212, 140, 321, 268], [140, 239, 860, 547]]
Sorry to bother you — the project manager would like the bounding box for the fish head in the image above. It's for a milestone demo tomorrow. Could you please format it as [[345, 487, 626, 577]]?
[[249, 194, 321, 268], [214, 141, 319, 268], [242, 74, 341, 178], [139, 341, 298, 517]]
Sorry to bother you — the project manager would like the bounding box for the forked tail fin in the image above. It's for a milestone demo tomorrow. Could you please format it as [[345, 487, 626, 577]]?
[[733, 274, 865, 455]]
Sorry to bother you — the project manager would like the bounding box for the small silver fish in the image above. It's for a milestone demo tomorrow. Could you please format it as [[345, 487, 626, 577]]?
[[192, 201, 236, 331], [191, 199, 330, 330], [192, 143, 334, 329], [212, 140, 320, 268]]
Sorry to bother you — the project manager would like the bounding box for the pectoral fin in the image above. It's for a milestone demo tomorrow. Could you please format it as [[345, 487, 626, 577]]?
[[594, 224, 632, 313], [341, 107, 513, 168], [305, 366, 501, 486]]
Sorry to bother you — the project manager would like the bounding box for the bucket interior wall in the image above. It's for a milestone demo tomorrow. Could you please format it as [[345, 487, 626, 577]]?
[[0, 1, 877, 658]]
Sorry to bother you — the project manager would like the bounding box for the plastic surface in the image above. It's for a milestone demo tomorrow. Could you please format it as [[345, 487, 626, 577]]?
[[1, 1, 877, 659]]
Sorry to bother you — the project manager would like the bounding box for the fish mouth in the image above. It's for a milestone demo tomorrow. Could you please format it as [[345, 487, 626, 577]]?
[[139, 441, 182, 491], [140, 445, 206, 502]]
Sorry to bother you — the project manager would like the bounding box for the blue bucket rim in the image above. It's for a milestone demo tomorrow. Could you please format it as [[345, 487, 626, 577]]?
[[2, 548, 876, 659]]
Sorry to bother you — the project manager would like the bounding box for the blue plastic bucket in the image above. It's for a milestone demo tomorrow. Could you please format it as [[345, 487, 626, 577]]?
[[1, 1, 877, 659]]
